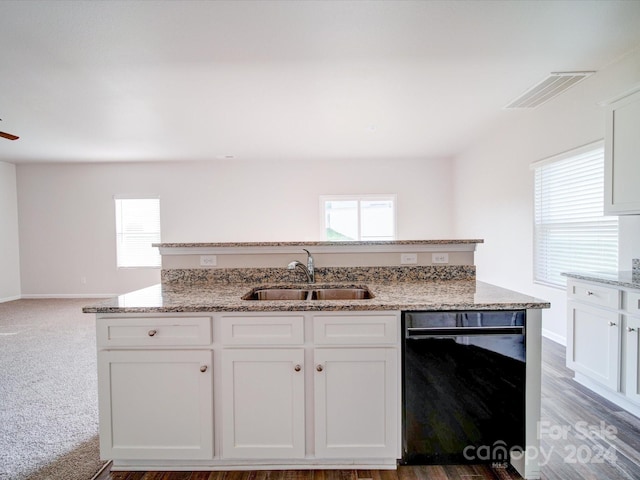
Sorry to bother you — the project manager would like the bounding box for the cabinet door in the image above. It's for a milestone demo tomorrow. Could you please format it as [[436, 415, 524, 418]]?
[[98, 350, 213, 460], [567, 302, 621, 390], [314, 348, 398, 458], [221, 349, 305, 459], [605, 89, 640, 214], [625, 316, 640, 404]]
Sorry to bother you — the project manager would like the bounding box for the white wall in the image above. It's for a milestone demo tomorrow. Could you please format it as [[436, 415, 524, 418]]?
[[16, 157, 453, 296], [0, 161, 21, 301], [452, 47, 640, 345]]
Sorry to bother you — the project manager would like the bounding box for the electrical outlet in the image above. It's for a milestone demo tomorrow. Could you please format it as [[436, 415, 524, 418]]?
[[432, 253, 449, 264], [200, 255, 217, 267], [401, 253, 418, 264]]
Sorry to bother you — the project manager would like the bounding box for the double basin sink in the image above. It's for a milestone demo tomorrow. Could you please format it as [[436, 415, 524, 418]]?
[[243, 285, 373, 301]]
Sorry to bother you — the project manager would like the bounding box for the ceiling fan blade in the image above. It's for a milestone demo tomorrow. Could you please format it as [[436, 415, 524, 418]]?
[[0, 131, 19, 140]]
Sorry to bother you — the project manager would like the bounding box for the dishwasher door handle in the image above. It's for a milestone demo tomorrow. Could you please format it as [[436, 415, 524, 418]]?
[[406, 326, 525, 337]]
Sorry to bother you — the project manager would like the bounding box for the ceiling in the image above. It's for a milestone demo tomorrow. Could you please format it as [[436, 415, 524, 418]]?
[[1, 0, 640, 164]]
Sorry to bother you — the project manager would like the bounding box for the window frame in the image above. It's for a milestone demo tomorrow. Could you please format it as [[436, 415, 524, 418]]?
[[319, 194, 397, 241], [531, 140, 618, 289], [114, 196, 162, 269]]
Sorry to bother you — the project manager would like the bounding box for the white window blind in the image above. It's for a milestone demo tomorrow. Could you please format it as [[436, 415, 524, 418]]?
[[533, 142, 618, 288], [320, 195, 396, 241], [115, 198, 161, 268]]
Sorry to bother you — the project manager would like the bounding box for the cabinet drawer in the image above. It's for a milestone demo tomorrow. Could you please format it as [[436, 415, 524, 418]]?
[[625, 291, 640, 315], [568, 280, 620, 309], [97, 316, 212, 347], [220, 315, 304, 345], [313, 314, 398, 345]]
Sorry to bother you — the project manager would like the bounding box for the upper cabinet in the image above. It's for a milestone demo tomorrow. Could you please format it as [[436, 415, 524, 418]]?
[[605, 88, 640, 215]]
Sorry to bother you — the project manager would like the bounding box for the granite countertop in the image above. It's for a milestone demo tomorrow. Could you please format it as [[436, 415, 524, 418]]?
[[563, 271, 640, 290], [82, 279, 550, 314], [153, 239, 484, 248]]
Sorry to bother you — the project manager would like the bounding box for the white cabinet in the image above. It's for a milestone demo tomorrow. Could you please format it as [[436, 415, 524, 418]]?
[[96, 315, 214, 461], [566, 280, 621, 390], [98, 349, 213, 460], [312, 312, 398, 459], [218, 311, 400, 462], [218, 313, 306, 459], [566, 279, 640, 417], [314, 348, 397, 458], [96, 310, 400, 469], [625, 311, 640, 404], [604, 88, 640, 215], [566, 301, 620, 390], [220, 348, 305, 458]]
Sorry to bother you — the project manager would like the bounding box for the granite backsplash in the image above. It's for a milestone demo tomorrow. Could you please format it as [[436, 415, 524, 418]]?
[[161, 265, 476, 286]]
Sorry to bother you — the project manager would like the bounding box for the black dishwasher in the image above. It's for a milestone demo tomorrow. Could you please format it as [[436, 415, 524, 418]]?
[[401, 310, 526, 465]]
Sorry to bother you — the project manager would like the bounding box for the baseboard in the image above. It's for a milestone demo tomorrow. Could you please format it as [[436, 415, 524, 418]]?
[[542, 328, 566, 346], [574, 373, 640, 418], [0, 294, 21, 304], [20, 293, 117, 299]]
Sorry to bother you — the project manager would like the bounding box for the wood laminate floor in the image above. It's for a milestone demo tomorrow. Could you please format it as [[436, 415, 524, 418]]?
[[95, 339, 640, 480]]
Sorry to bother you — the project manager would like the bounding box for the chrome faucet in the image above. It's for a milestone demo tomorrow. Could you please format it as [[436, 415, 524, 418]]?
[[287, 249, 315, 283]]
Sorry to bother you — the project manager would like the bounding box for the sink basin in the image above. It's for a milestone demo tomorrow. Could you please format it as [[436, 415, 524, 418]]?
[[243, 286, 373, 301], [312, 288, 372, 300], [245, 288, 311, 300]]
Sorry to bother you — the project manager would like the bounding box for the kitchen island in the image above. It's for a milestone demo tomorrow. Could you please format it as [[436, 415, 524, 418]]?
[[83, 241, 549, 479]]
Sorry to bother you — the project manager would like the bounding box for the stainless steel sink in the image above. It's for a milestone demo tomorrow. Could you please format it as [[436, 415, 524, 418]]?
[[244, 288, 311, 300], [312, 288, 372, 300], [243, 286, 373, 301]]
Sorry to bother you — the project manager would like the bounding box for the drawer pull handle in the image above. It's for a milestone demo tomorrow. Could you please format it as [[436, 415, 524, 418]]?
[[294, 364, 302, 372], [316, 364, 324, 372], [148, 329, 157, 337], [586, 291, 594, 296], [200, 365, 208, 373], [608, 321, 617, 327], [628, 327, 637, 333]]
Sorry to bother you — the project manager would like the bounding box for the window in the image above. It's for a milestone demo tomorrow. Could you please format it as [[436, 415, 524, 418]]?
[[114, 197, 161, 268], [320, 195, 396, 241], [533, 141, 618, 288]]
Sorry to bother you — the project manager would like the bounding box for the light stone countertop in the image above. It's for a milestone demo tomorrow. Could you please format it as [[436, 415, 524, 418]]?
[[563, 271, 640, 290], [153, 239, 484, 248], [82, 279, 550, 314]]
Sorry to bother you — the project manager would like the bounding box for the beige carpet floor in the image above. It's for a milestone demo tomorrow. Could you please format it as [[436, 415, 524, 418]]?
[[0, 298, 106, 480]]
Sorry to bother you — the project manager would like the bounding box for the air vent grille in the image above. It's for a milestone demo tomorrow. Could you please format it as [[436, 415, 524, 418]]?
[[504, 71, 595, 109]]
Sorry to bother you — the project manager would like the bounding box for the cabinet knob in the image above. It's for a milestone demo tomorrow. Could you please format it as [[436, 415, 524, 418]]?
[[628, 327, 637, 333], [148, 329, 157, 337], [316, 364, 324, 372], [608, 321, 617, 327], [294, 364, 302, 372], [200, 365, 208, 373], [586, 291, 594, 296]]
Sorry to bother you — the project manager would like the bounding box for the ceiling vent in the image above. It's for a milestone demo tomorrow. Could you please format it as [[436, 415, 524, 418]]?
[[504, 71, 595, 109]]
